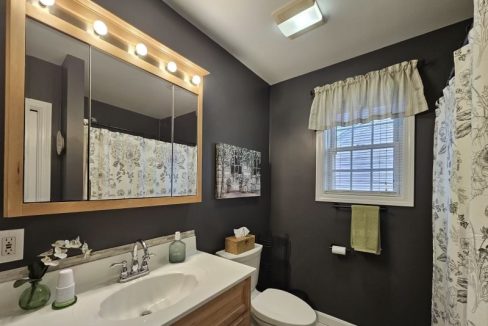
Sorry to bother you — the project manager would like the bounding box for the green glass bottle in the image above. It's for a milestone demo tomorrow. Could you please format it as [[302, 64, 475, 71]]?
[[19, 281, 51, 310], [169, 231, 186, 263]]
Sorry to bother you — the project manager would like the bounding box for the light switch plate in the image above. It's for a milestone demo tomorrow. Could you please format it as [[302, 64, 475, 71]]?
[[0, 229, 24, 263]]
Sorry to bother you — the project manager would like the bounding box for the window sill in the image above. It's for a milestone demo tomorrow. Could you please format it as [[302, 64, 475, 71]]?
[[315, 192, 413, 207]]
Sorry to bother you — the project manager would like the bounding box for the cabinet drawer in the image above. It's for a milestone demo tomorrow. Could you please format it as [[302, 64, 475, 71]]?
[[173, 277, 251, 326], [229, 312, 251, 326]]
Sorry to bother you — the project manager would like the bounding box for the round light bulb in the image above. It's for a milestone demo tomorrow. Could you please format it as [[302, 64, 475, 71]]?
[[191, 75, 201, 85], [135, 43, 148, 57], [39, 0, 55, 7], [166, 61, 177, 73], [93, 20, 108, 36]]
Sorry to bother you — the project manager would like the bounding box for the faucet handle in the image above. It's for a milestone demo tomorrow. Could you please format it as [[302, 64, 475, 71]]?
[[140, 253, 155, 272], [110, 260, 128, 279]]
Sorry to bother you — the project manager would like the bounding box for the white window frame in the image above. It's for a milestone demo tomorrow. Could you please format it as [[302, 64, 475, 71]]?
[[315, 116, 415, 207]]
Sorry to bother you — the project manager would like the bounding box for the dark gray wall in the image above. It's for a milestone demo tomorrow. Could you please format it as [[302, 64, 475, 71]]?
[[91, 99, 163, 140], [172, 112, 197, 146], [0, 0, 270, 271], [25, 56, 62, 201], [61, 55, 86, 201], [269, 20, 471, 326]]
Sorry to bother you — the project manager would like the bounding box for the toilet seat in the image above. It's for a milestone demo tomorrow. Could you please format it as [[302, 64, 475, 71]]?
[[251, 289, 316, 326]]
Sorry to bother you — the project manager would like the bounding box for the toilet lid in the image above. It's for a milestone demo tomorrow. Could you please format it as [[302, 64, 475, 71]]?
[[252, 289, 316, 326]]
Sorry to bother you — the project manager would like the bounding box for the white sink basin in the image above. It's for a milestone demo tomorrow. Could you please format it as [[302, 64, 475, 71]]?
[[0, 251, 255, 326], [99, 273, 198, 321]]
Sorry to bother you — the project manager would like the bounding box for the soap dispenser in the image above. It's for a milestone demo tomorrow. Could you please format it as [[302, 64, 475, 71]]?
[[169, 231, 186, 263]]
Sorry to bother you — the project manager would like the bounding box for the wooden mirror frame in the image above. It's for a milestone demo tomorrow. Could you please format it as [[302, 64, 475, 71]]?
[[4, 0, 208, 217]]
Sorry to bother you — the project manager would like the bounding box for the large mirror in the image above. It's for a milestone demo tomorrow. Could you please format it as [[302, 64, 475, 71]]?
[[5, 0, 207, 216], [22, 18, 200, 204]]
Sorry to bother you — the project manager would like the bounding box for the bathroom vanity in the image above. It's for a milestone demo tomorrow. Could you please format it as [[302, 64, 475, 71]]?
[[0, 233, 254, 325]]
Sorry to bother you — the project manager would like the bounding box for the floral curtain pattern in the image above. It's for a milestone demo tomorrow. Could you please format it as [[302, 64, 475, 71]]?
[[89, 128, 196, 199], [432, 0, 488, 324], [172, 143, 198, 196], [142, 137, 173, 197], [89, 127, 146, 199]]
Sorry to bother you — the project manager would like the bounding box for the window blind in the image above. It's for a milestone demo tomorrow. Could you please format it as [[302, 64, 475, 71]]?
[[324, 117, 403, 194]]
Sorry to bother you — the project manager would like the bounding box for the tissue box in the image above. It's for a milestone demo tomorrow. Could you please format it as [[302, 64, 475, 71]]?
[[225, 234, 255, 255]]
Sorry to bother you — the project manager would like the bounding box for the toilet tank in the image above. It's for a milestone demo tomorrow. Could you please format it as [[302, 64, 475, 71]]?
[[216, 243, 262, 291]]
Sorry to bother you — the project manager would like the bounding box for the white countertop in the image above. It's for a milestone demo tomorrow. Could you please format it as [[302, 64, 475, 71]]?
[[0, 251, 254, 326]]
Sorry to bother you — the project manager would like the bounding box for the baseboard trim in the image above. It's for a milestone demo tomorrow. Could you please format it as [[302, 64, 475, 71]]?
[[316, 311, 357, 326]]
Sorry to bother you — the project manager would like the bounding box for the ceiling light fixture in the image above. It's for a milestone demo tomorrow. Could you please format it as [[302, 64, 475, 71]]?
[[272, 0, 324, 39], [166, 61, 177, 73], [93, 20, 108, 36], [39, 0, 55, 7], [191, 75, 201, 86], [135, 43, 148, 57]]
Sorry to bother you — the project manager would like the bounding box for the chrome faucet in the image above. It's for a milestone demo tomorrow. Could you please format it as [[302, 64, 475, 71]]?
[[111, 239, 154, 283]]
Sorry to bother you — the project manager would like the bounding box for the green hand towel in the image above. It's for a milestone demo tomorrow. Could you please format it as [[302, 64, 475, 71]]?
[[350, 205, 381, 255]]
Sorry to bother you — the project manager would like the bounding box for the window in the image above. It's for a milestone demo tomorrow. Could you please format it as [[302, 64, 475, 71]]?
[[316, 116, 414, 206]]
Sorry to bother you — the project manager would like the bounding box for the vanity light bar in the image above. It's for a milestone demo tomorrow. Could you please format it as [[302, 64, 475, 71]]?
[[93, 20, 108, 36], [166, 61, 178, 73], [191, 75, 201, 86], [35, 3, 203, 86], [135, 43, 148, 57]]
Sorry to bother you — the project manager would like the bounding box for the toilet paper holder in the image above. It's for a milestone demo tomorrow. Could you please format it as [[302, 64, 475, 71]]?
[[329, 244, 353, 253], [329, 245, 385, 253]]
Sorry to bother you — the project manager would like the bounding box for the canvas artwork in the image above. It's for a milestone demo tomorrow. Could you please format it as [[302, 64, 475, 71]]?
[[216, 143, 261, 199]]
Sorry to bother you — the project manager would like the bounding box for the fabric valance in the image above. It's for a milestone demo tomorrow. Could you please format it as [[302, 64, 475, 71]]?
[[308, 60, 428, 130]]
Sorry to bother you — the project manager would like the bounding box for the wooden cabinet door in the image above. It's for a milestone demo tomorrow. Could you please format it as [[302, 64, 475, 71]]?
[[173, 277, 250, 326]]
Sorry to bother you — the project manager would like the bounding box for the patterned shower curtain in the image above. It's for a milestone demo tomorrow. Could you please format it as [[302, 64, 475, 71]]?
[[431, 0, 488, 325], [172, 143, 198, 196], [89, 127, 198, 199], [89, 127, 172, 199]]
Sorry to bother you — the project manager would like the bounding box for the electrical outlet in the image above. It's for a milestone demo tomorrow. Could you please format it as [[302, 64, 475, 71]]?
[[0, 229, 24, 263], [2, 236, 16, 256]]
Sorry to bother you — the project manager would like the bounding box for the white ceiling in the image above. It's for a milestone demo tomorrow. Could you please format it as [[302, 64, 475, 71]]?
[[163, 0, 473, 85]]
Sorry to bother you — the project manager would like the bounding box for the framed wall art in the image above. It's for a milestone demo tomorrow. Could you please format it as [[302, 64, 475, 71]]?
[[216, 143, 261, 199]]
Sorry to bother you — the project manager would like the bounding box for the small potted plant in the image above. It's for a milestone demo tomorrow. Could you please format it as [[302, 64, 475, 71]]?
[[14, 237, 91, 310]]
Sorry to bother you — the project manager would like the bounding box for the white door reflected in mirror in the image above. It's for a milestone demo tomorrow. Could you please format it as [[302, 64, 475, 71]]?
[[24, 98, 52, 203]]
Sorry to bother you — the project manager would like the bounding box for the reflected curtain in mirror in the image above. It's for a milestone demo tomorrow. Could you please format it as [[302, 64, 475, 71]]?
[[89, 127, 173, 199], [172, 143, 198, 196]]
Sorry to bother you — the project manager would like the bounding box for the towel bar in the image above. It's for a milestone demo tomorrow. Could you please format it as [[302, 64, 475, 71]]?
[[329, 245, 384, 253], [332, 203, 387, 211]]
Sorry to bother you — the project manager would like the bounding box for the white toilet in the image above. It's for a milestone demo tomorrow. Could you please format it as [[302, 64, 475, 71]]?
[[216, 244, 317, 326]]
